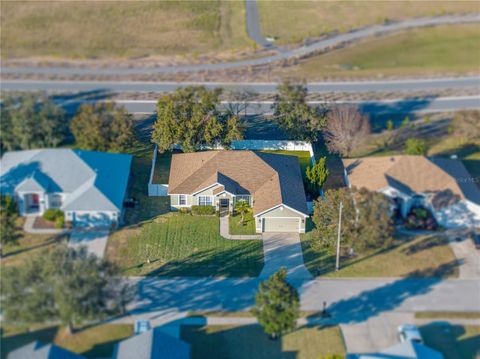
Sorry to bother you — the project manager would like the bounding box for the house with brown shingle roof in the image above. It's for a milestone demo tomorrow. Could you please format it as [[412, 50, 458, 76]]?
[[343, 155, 480, 229], [168, 151, 309, 233]]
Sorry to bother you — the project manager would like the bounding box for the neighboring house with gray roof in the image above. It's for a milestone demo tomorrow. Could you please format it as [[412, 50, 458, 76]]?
[[0, 149, 132, 228], [7, 341, 85, 359], [349, 340, 444, 359], [343, 155, 480, 229], [168, 150, 309, 233], [113, 327, 190, 359]]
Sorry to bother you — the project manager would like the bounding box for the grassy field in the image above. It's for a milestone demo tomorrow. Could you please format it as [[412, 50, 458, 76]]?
[[416, 312, 480, 319], [257, 1, 479, 45], [301, 232, 458, 278], [106, 213, 263, 277], [1, 324, 132, 359], [229, 212, 256, 235], [1, 1, 251, 59], [181, 324, 345, 359], [281, 24, 480, 79], [420, 324, 480, 359]]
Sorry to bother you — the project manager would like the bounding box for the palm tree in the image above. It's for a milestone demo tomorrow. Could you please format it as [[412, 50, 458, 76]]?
[[235, 199, 251, 225]]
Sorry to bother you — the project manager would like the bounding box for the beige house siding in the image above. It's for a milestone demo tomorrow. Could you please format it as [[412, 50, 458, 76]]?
[[170, 194, 194, 210], [255, 205, 306, 233]]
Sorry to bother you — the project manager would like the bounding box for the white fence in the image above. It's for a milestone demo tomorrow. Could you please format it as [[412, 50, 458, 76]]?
[[148, 140, 316, 196], [147, 145, 170, 197]]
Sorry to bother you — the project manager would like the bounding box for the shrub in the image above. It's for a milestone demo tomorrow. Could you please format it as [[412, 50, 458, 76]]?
[[55, 215, 65, 229], [191, 205, 215, 216], [43, 209, 63, 222], [405, 138, 428, 155], [179, 207, 190, 215]]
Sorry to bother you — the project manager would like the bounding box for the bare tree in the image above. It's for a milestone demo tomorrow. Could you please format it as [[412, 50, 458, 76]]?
[[224, 88, 258, 118], [324, 106, 371, 157]]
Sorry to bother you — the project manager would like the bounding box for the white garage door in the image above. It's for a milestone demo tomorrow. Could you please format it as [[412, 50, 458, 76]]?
[[262, 217, 299, 233], [74, 212, 112, 228]]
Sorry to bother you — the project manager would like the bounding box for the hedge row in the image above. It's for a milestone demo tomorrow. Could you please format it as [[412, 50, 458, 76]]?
[[191, 205, 216, 216]]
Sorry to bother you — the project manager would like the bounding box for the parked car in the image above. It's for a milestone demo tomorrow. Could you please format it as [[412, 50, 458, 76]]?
[[398, 324, 423, 343], [471, 232, 480, 250]]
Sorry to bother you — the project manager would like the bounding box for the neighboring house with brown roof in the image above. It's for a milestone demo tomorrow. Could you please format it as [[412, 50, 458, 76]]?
[[343, 155, 480, 229], [168, 151, 309, 233]]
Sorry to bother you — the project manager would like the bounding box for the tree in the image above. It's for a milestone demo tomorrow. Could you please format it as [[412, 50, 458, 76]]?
[[0, 195, 19, 257], [152, 86, 244, 152], [273, 81, 326, 142], [235, 199, 251, 225], [251, 268, 299, 339], [70, 102, 136, 152], [305, 157, 329, 196], [404, 138, 428, 155], [386, 119, 395, 131], [311, 187, 393, 254], [1, 245, 133, 333], [400, 116, 410, 128], [224, 88, 258, 117], [323, 106, 370, 157], [0, 93, 66, 152], [452, 110, 480, 142]]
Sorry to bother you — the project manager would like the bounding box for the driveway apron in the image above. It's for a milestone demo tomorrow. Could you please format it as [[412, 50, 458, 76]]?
[[260, 233, 313, 280]]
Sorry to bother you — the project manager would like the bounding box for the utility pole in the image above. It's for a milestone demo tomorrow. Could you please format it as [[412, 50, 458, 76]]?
[[335, 201, 343, 271]]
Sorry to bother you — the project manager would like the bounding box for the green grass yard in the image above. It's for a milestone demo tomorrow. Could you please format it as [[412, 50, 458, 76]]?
[[1, 1, 251, 59], [301, 232, 458, 278], [277, 24, 480, 79], [181, 324, 345, 359], [420, 325, 480, 359], [1, 324, 133, 359], [152, 151, 178, 184], [106, 213, 263, 277], [258, 1, 479, 45], [229, 212, 256, 235]]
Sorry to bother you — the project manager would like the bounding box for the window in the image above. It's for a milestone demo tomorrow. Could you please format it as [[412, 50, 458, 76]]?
[[179, 195, 187, 206], [50, 194, 63, 208], [198, 196, 212, 206], [236, 195, 250, 205]]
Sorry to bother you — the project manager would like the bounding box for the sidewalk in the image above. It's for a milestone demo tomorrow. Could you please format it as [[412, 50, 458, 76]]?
[[219, 215, 262, 240]]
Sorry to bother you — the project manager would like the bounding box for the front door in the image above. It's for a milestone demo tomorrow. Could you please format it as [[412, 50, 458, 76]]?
[[219, 198, 229, 216]]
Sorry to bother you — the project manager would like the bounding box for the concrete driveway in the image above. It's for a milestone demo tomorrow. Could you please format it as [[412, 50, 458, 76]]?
[[260, 233, 313, 280], [69, 230, 109, 258], [446, 229, 479, 278]]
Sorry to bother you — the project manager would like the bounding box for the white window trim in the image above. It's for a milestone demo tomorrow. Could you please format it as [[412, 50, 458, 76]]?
[[178, 194, 188, 206], [197, 195, 214, 206]]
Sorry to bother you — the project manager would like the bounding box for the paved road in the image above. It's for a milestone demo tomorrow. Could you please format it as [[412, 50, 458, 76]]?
[[245, 0, 271, 48], [2, 77, 479, 93], [48, 97, 480, 116], [129, 277, 480, 320], [2, 14, 479, 75]]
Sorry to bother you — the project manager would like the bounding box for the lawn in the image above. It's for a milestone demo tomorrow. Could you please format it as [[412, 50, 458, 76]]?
[[229, 212, 256, 235], [277, 24, 480, 79], [1, 1, 251, 59], [181, 324, 345, 359], [1, 218, 68, 268], [1, 323, 133, 359], [420, 324, 480, 359], [301, 232, 458, 278], [152, 150, 177, 184], [106, 213, 263, 277], [257, 1, 479, 45]]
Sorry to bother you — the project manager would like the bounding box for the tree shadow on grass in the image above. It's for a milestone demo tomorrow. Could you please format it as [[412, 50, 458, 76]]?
[[180, 324, 297, 359], [400, 234, 448, 256], [420, 322, 480, 359], [128, 243, 264, 278], [2, 233, 68, 259]]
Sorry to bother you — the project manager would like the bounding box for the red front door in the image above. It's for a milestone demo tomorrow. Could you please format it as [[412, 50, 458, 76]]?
[[31, 194, 39, 208]]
